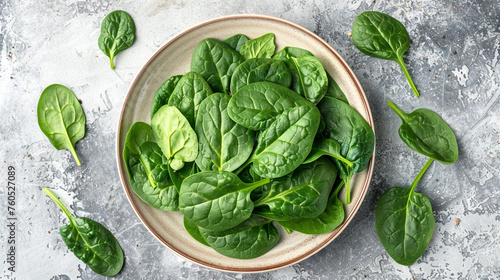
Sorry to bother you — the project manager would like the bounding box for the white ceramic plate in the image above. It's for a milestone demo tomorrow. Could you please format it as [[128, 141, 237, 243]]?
[[116, 14, 375, 273]]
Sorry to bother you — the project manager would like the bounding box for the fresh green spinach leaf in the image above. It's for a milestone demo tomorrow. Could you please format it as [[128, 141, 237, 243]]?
[[98, 10, 135, 70], [303, 138, 354, 167], [199, 215, 279, 259], [230, 58, 292, 94], [37, 84, 86, 165], [223, 34, 248, 52], [183, 216, 209, 246], [191, 38, 245, 94], [352, 11, 419, 97], [168, 71, 213, 126], [179, 171, 269, 231], [273, 46, 313, 60], [253, 157, 337, 220], [239, 33, 276, 60], [388, 101, 459, 164], [43, 188, 124, 276], [375, 158, 435, 266], [325, 72, 349, 103], [195, 93, 254, 172], [151, 105, 198, 171], [283, 55, 328, 103], [151, 75, 183, 119]]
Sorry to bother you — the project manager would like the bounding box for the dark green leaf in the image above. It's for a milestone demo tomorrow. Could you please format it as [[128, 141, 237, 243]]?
[[283, 55, 328, 103], [303, 138, 353, 167], [150, 75, 182, 119], [388, 100, 458, 164], [325, 72, 349, 104], [239, 33, 276, 60], [37, 84, 86, 165], [223, 34, 248, 52], [273, 46, 313, 60], [230, 58, 292, 94], [183, 216, 209, 246], [98, 10, 135, 69]]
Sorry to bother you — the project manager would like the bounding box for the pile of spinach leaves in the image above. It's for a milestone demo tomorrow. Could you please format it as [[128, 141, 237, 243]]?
[[123, 33, 375, 259]]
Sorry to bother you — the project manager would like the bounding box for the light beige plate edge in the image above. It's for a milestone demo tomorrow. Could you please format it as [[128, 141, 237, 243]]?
[[116, 14, 375, 273]]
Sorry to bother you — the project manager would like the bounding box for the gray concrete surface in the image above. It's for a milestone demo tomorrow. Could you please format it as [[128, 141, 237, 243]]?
[[1, 0, 499, 279]]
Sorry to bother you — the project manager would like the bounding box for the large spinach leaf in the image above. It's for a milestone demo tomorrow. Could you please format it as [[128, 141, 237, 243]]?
[[253, 157, 336, 220], [245, 105, 320, 179], [179, 171, 270, 231], [191, 38, 244, 94], [151, 105, 198, 171], [199, 215, 279, 259], [388, 101, 458, 164], [352, 11, 419, 97], [318, 97, 374, 203], [43, 188, 124, 276], [150, 75, 182, 119], [279, 181, 345, 234], [239, 33, 276, 60], [283, 55, 328, 104], [168, 71, 213, 126], [98, 10, 135, 69], [223, 34, 248, 52], [227, 81, 309, 130], [195, 93, 254, 172], [375, 158, 435, 266], [230, 58, 292, 94], [37, 84, 86, 165]]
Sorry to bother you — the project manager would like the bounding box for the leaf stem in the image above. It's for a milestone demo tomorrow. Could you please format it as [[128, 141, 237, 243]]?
[[69, 146, 82, 166], [409, 158, 434, 194], [43, 188, 74, 224], [387, 100, 408, 122], [110, 54, 115, 70], [396, 58, 420, 97], [333, 180, 345, 197], [344, 174, 351, 204]]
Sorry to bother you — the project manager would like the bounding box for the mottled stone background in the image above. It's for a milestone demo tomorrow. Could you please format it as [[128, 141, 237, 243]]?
[[1, 0, 499, 279]]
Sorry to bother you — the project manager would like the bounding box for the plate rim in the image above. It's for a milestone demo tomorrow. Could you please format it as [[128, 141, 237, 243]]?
[[116, 13, 375, 273]]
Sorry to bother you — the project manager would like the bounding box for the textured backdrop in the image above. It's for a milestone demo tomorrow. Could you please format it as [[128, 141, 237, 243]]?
[[1, 0, 499, 279]]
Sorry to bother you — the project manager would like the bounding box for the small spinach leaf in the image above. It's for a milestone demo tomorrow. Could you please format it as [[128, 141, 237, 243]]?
[[151, 75, 183, 119], [283, 55, 328, 104], [151, 105, 198, 171], [325, 72, 349, 103], [98, 10, 135, 70], [124, 122, 154, 155], [239, 33, 276, 60], [168, 72, 213, 126], [223, 34, 248, 52], [253, 157, 337, 220], [375, 158, 435, 266], [37, 84, 86, 165], [195, 93, 254, 172], [227, 81, 309, 130], [230, 58, 292, 94], [179, 171, 269, 231], [43, 188, 124, 276], [199, 215, 279, 259], [191, 38, 245, 94], [273, 46, 313, 60], [351, 11, 419, 97], [388, 100, 459, 164]]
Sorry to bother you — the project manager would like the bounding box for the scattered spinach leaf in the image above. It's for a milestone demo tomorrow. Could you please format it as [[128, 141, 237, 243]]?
[[98, 10, 136, 70], [43, 188, 124, 276], [37, 84, 86, 165], [351, 11, 419, 97]]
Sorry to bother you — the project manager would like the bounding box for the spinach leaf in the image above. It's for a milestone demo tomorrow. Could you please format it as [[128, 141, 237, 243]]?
[[283, 55, 328, 104], [179, 171, 270, 231], [150, 75, 182, 119], [191, 38, 245, 94], [37, 84, 86, 166], [239, 33, 276, 60], [199, 215, 279, 259], [375, 158, 435, 266], [168, 162, 197, 192], [98, 10, 135, 70], [227, 81, 309, 130], [195, 93, 254, 172], [279, 181, 345, 234], [168, 72, 213, 126], [253, 157, 336, 220], [273, 46, 313, 60], [43, 188, 124, 276], [325, 72, 349, 103], [318, 97, 374, 204], [151, 105, 198, 171], [183, 216, 209, 246], [351, 11, 419, 97], [230, 58, 292, 94], [223, 34, 248, 52], [388, 101, 459, 164], [123, 123, 179, 211], [243, 105, 320, 179], [303, 138, 353, 167]]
